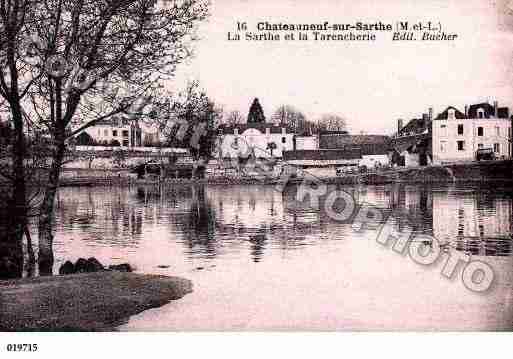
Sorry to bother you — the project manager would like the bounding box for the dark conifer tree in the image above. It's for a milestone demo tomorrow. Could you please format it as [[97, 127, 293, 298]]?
[[247, 98, 266, 123]]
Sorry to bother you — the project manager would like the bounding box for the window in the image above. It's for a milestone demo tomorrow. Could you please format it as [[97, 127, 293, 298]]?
[[478, 143, 484, 149], [457, 140, 465, 151], [282, 137, 286, 144], [495, 126, 500, 136], [477, 127, 484, 137], [104, 129, 108, 136], [478, 109, 484, 119], [122, 130, 129, 137], [457, 124, 464, 135], [112, 130, 118, 137], [494, 143, 500, 153], [440, 141, 447, 153], [448, 109, 455, 120], [509, 127, 512, 139], [122, 139, 129, 147]]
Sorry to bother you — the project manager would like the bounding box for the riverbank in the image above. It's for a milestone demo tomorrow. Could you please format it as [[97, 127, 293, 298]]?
[[0, 271, 192, 331], [26, 159, 513, 187]]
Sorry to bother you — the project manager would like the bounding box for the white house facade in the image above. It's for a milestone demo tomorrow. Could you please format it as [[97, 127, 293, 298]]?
[[217, 123, 295, 159], [432, 103, 512, 165], [83, 117, 143, 148]]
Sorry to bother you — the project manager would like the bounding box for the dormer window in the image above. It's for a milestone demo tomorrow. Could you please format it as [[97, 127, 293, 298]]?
[[448, 109, 455, 120], [477, 108, 484, 119], [234, 128, 238, 135]]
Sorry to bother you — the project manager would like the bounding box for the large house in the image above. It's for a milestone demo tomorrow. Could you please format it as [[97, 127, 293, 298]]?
[[81, 117, 143, 148], [432, 101, 512, 164], [217, 123, 296, 159], [79, 117, 164, 148]]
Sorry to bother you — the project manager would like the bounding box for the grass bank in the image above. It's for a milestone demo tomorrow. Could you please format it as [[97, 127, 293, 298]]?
[[0, 271, 192, 331]]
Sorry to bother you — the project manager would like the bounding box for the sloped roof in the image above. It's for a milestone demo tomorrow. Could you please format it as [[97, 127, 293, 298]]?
[[391, 133, 431, 154], [283, 149, 362, 161], [319, 134, 391, 155], [434, 106, 466, 120], [319, 134, 390, 145], [94, 117, 141, 127], [467, 103, 495, 119], [319, 130, 349, 135], [398, 117, 430, 135]]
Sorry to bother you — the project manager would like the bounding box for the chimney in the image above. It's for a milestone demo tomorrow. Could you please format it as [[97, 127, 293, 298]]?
[[494, 100, 498, 117], [397, 119, 403, 133], [422, 114, 428, 129], [428, 107, 433, 121], [464, 105, 468, 117]]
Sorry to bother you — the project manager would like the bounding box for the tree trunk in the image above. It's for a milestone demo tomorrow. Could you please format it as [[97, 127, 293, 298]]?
[[24, 225, 36, 277], [38, 140, 66, 276], [0, 182, 26, 279], [0, 108, 27, 280]]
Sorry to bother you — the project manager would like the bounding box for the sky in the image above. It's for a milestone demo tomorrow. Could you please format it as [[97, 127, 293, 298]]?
[[169, 0, 513, 135]]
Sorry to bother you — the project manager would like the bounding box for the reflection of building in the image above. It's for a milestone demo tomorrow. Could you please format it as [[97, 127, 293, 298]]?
[[432, 102, 511, 164], [433, 190, 512, 244], [207, 186, 285, 230]]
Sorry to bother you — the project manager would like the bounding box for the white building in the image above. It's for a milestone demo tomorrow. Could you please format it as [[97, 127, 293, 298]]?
[[432, 102, 512, 165], [82, 117, 143, 148], [295, 135, 318, 150], [282, 149, 362, 178], [217, 123, 296, 159]]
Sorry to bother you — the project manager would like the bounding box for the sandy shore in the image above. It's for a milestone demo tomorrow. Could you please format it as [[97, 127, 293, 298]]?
[[0, 271, 192, 331]]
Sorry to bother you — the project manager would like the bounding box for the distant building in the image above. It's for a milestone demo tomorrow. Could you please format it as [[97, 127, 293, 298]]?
[[295, 134, 319, 150], [319, 132, 391, 168], [390, 110, 433, 167], [83, 117, 143, 148], [432, 101, 511, 164], [282, 149, 362, 178], [217, 123, 296, 159]]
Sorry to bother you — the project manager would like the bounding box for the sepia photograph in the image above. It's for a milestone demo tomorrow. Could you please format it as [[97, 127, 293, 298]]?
[[0, 0, 512, 355]]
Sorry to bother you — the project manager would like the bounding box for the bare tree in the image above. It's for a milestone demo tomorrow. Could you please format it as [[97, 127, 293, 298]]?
[[224, 110, 244, 126], [162, 80, 222, 179], [0, 0, 209, 276], [317, 113, 347, 132], [272, 105, 311, 134]]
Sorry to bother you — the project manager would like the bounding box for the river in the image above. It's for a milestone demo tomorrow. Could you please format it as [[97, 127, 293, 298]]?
[[49, 183, 513, 330]]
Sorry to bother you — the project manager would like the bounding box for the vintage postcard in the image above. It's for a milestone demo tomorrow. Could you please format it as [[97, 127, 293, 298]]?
[[0, 0, 512, 356]]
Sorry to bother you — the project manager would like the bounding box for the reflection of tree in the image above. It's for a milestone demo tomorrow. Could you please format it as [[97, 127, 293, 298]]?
[[249, 230, 267, 263], [186, 185, 217, 257]]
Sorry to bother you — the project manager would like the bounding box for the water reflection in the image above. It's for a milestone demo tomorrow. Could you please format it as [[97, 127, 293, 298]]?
[[50, 183, 513, 272]]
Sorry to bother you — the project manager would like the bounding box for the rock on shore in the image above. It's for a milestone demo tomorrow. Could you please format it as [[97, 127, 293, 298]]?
[[0, 271, 192, 331]]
